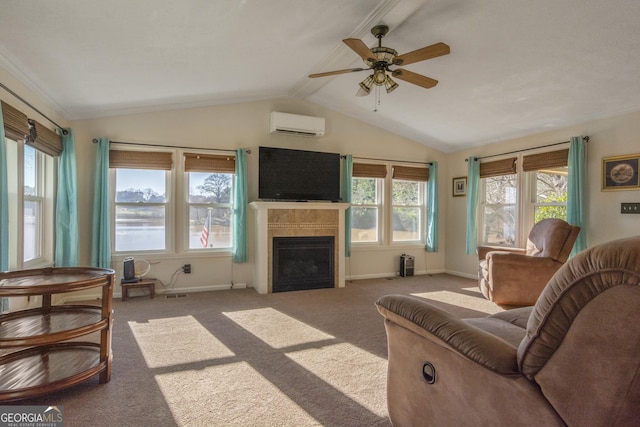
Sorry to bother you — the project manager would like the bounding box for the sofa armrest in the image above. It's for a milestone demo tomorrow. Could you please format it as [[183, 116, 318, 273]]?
[[477, 245, 526, 260], [376, 294, 519, 374], [486, 252, 562, 282]]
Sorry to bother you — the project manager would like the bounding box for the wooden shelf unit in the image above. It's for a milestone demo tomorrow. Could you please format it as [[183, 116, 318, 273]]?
[[0, 267, 114, 402]]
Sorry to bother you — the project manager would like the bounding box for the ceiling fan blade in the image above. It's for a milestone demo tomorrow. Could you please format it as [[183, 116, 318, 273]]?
[[392, 69, 438, 89], [393, 42, 450, 66], [309, 68, 367, 78], [343, 38, 376, 62]]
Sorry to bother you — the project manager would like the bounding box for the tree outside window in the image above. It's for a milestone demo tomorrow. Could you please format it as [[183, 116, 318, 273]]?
[[533, 167, 568, 223]]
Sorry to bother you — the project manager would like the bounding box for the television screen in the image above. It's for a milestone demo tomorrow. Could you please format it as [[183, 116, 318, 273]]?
[[259, 147, 341, 201]]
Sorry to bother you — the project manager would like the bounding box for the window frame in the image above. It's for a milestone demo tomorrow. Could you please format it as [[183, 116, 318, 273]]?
[[390, 178, 427, 244], [350, 175, 384, 245], [185, 170, 235, 252], [350, 160, 429, 249], [109, 149, 174, 255], [526, 166, 569, 229], [23, 144, 44, 262], [108, 147, 239, 257], [4, 138, 56, 270], [479, 172, 519, 247], [478, 149, 570, 248]]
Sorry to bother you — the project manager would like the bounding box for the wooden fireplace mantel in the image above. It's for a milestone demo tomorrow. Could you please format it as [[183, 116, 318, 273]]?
[[250, 201, 350, 294]]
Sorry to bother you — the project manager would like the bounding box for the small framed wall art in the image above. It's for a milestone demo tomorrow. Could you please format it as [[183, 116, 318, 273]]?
[[453, 176, 467, 197], [602, 154, 640, 191]]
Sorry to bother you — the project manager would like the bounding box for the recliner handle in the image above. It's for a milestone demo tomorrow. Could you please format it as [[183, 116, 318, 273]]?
[[422, 362, 436, 384]]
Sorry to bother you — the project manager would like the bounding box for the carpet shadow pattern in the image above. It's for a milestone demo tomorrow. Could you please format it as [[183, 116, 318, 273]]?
[[15, 274, 501, 426]]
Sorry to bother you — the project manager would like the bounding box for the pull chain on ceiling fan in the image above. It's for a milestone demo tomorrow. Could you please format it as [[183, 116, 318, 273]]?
[[309, 25, 450, 97]]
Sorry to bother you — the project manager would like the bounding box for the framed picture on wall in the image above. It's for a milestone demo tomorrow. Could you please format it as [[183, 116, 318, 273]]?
[[602, 154, 640, 191], [453, 176, 467, 197]]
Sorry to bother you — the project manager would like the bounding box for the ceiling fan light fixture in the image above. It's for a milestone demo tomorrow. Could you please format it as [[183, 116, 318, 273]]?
[[355, 86, 370, 97], [359, 75, 374, 93], [385, 76, 399, 93], [373, 70, 387, 85]]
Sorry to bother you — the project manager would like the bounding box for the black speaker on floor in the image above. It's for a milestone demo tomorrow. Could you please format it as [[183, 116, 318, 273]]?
[[122, 257, 139, 283], [400, 254, 415, 277]]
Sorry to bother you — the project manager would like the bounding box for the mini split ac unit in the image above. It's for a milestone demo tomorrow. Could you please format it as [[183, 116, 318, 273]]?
[[270, 112, 325, 137]]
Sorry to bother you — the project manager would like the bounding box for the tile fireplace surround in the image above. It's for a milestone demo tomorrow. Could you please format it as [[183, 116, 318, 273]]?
[[250, 201, 350, 294]]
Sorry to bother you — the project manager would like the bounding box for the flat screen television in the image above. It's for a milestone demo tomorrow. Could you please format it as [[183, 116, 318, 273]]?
[[259, 146, 341, 202]]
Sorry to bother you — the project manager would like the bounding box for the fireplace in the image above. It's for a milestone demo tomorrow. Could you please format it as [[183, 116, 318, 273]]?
[[272, 236, 335, 292], [250, 201, 349, 294]]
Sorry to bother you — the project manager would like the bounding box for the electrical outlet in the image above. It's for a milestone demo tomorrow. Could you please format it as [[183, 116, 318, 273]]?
[[183, 264, 191, 274], [621, 203, 640, 214]]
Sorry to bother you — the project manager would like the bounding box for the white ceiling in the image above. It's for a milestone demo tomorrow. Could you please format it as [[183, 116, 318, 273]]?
[[2, 0, 640, 152]]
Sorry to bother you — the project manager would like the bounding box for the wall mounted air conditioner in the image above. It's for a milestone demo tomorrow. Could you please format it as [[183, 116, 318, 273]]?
[[270, 112, 325, 137]]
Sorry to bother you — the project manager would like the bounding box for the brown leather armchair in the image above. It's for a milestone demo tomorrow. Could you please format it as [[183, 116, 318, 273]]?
[[477, 218, 580, 306], [376, 236, 640, 427]]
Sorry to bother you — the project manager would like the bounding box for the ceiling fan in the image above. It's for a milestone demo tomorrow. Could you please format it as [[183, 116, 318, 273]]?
[[309, 25, 450, 96]]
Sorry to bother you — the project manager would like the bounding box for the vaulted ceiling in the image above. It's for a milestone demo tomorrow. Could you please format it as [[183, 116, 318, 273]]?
[[2, 0, 640, 152]]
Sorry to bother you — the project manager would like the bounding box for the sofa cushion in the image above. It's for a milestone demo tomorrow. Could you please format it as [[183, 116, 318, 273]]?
[[465, 307, 532, 347]]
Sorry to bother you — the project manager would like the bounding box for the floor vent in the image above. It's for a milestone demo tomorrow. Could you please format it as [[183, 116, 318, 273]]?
[[165, 294, 188, 299]]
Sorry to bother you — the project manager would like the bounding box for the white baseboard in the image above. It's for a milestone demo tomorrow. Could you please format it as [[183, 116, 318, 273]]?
[[62, 282, 251, 303], [346, 269, 445, 281]]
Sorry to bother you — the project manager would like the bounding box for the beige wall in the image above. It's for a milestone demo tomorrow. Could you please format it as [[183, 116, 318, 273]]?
[[69, 97, 446, 295], [444, 109, 640, 278]]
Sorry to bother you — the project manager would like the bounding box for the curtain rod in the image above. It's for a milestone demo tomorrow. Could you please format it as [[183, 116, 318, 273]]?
[[0, 82, 69, 135], [91, 138, 251, 154], [465, 136, 590, 162], [350, 155, 433, 166]]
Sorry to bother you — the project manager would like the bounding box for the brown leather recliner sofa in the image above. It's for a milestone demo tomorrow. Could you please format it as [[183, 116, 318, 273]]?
[[376, 236, 640, 426], [478, 218, 581, 306]]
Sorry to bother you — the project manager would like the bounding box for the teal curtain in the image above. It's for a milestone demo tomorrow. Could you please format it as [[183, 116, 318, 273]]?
[[568, 136, 587, 256], [0, 108, 9, 311], [232, 148, 248, 263], [465, 157, 480, 255], [90, 138, 111, 269], [426, 161, 438, 252], [341, 155, 353, 257], [55, 128, 79, 266]]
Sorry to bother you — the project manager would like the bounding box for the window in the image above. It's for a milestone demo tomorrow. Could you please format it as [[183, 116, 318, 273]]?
[[184, 153, 235, 250], [481, 174, 518, 246], [3, 138, 55, 269], [114, 168, 168, 252], [350, 162, 429, 246], [523, 149, 570, 225], [391, 179, 425, 242], [479, 149, 570, 247], [3, 102, 54, 269], [351, 176, 382, 243], [23, 145, 43, 261], [479, 157, 518, 246], [351, 163, 387, 244], [110, 150, 173, 253], [391, 165, 428, 243], [531, 167, 568, 223], [187, 172, 233, 249]]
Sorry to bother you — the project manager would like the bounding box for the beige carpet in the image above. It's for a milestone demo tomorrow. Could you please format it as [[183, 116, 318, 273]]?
[[17, 274, 502, 427]]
